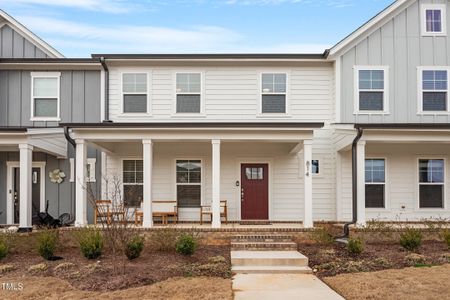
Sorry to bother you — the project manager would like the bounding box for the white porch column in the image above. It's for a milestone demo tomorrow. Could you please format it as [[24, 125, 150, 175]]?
[[303, 140, 313, 228], [211, 139, 221, 228], [142, 140, 153, 228], [356, 141, 366, 227], [18, 144, 33, 231], [75, 139, 87, 227]]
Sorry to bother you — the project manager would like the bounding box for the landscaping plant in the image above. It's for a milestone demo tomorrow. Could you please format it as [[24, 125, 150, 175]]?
[[125, 235, 144, 260], [347, 238, 364, 255], [75, 227, 104, 259], [37, 229, 59, 260], [0, 238, 8, 260], [176, 233, 197, 256], [150, 228, 180, 252], [309, 225, 335, 245], [399, 227, 423, 251], [441, 229, 450, 249]]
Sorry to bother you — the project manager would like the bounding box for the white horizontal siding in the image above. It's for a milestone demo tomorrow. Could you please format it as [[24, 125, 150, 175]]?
[[108, 64, 333, 122]]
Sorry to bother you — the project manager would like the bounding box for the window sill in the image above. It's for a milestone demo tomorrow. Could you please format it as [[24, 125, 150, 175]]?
[[30, 117, 61, 122], [417, 111, 450, 115], [421, 32, 447, 37], [171, 114, 206, 118], [256, 114, 292, 118], [117, 113, 152, 118], [353, 111, 389, 115]]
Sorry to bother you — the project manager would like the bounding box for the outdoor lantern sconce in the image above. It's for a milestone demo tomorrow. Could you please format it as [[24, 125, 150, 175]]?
[[305, 160, 310, 177]]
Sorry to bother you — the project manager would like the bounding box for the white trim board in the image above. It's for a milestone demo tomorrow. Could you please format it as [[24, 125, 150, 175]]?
[[5, 161, 46, 225]]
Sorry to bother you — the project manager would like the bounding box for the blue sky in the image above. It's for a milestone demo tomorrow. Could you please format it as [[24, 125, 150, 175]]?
[[0, 0, 393, 57]]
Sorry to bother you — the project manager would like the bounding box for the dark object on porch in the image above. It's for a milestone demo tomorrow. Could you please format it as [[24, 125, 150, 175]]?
[[37, 200, 74, 228]]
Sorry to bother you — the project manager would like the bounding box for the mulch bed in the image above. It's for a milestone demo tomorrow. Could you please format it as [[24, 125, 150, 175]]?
[[0, 245, 231, 292], [298, 241, 450, 278]]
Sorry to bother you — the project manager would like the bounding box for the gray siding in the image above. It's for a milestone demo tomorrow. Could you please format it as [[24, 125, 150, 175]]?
[[340, 0, 450, 123], [0, 70, 101, 127], [0, 147, 101, 224], [0, 24, 49, 58]]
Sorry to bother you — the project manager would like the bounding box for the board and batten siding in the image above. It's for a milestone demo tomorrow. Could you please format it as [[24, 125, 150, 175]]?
[[0, 24, 48, 58], [340, 0, 450, 123], [102, 141, 336, 222], [107, 64, 333, 122], [0, 70, 101, 127]]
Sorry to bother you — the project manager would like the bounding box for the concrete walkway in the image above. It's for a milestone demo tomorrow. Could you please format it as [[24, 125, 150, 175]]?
[[233, 273, 344, 300]]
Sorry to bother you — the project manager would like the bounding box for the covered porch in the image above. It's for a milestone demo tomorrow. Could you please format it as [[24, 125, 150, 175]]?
[[67, 122, 323, 228], [0, 128, 68, 231], [335, 124, 450, 226]]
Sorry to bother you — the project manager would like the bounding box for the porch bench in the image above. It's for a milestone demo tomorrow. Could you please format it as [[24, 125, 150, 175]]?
[[200, 200, 228, 225], [135, 200, 178, 225], [94, 200, 125, 225]]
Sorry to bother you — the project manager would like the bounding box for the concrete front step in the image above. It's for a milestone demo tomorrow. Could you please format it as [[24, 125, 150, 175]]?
[[231, 241, 298, 251], [231, 251, 309, 267], [232, 265, 312, 274]]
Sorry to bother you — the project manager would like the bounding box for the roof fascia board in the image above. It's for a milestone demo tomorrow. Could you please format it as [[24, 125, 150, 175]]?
[[0, 10, 64, 58], [328, 0, 411, 59]]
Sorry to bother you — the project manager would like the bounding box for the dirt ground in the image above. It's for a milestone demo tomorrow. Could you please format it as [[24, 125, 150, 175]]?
[[0, 275, 232, 300], [299, 241, 450, 277], [324, 264, 450, 300]]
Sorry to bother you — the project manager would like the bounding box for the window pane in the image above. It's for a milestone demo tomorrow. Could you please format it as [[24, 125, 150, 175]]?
[[371, 70, 384, 81], [423, 92, 447, 111], [189, 171, 201, 183], [177, 160, 201, 183], [33, 78, 58, 97], [124, 94, 147, 113], [176, 73, 200, 93], [176, 172, 189, 183], [124, 185, 143, 207], [312, 160, 319, 174], [359, 92, 383, 110], [176, 94, 201, 113], [135, 160, 143, 172], [123, 172, 136, 183], [262, 95, 286, 113], [423, 70, 448, 91], [419, 159, 444, 183], [359, 70, 371, 81], [365, 159, 385, 183], [123, 73, 147, 93], [177, 185, 201, 207], [365, 184, 385, 208], [420, 185, 443, 208], [123, 160, 136, 172], [34, 98, 58, 117]]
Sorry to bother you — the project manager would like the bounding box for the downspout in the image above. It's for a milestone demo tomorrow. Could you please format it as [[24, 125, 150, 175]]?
[[342, 126, 364, 238], [64, 126, 76, 221], [99, 57, 112, 123]]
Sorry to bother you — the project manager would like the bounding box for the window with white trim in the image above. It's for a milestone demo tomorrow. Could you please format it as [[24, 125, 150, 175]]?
[[421, 4, 447, 36], [261, 73, 287, 113], [365, 159, 385, 208], [87, 158, 96, 182], [122, 73, 148, 113], [176, 73, 201, 113], [419, 159, 444, 208], [419, 69, 448, 112], [311, 160, 320, 175], [356, 68, 387, 112], [31, 73, 60, 120], [123, 160, 143, 207], [176, 160, 201, 207]]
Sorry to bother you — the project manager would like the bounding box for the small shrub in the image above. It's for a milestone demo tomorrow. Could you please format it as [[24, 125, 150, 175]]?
[[310, 226, 335, 245], [150, 228, 180, 252], [404, 253, 426, 266], [399, 227, 423, 252], [0, 240, 9, 260], [441, 229, 450, 249], [37, 229, 59, 260], [347, 238, 364, 255], [176, 233, 197, 256], [75, 227, 103, 259], [125, 235, 144, 260]]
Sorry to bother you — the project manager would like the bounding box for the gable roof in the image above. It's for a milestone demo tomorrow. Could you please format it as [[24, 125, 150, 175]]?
[[327, 0, 412, 58], [0, 10, 64, 58]]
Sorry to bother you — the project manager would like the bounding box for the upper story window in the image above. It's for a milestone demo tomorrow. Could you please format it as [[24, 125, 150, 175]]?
[[421, 4, 447, 36], [418, 68, 449, 113], [261, 73, 287, 114], [122, 73, 148, 113], [176, 73, 201, 114], [31, 72, 60, 121], [354, 67, 388, 113]]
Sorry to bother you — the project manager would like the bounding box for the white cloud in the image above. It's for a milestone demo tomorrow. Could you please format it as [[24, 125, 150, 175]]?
[[17, 15, 328, 56], [0, 0, 136, 14]]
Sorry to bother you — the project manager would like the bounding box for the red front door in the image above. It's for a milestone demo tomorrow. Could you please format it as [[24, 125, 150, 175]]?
[[241, 163, 269, 220]]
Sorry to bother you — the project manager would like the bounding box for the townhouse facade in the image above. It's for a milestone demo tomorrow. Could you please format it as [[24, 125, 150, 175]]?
[[1, 0, 450, 231]]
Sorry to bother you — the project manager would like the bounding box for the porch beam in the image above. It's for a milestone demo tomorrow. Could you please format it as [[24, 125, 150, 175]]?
[[75, 139, 88, 226], [303, 140, 313, 228], [211, 139, 221, 228], [356, 140, 366, 226], [18, 143, 33, 231], [142, 140, 153, 228]]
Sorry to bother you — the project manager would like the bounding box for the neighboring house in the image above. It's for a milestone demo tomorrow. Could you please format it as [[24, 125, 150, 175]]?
[[1, 0, 450, 231]]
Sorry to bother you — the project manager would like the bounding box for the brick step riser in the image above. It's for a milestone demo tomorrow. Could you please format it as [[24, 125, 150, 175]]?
[[231, 239, 294, 243], [232, 235, 293, 240]]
